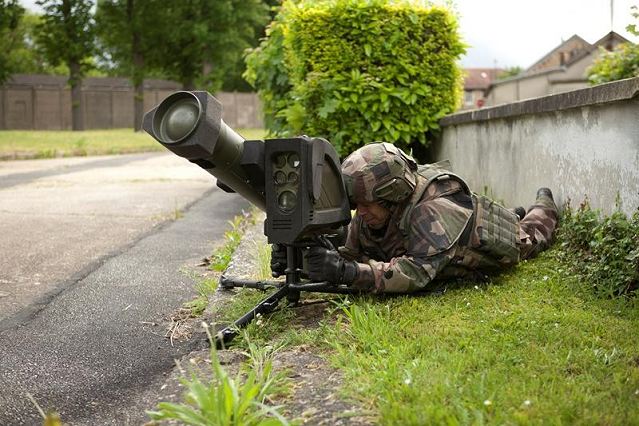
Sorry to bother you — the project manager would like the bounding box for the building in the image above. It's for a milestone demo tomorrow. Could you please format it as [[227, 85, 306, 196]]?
[[484, 31, 630, 106], [461, 68, 503, 109]]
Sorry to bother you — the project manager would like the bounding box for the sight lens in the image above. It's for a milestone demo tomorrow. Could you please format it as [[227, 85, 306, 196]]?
[[278, 190, 297, 212], [162, 98, 200, 142]]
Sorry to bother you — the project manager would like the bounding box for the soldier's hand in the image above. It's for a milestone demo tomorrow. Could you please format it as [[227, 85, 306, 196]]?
[[305, 246, 357, 284], [270, 243, 287, 277]]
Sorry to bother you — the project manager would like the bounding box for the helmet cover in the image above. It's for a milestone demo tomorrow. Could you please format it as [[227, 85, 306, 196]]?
[[341, 142, 417, 206]]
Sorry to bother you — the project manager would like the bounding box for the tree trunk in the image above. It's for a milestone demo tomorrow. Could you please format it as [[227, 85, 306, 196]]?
[[69, 61, 84, 131], [129, 0, 144, 132], [133, 54, 144, 132], [183, 79, 196, 91]]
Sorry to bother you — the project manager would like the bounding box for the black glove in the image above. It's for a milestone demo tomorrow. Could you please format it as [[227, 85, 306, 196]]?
[[305, 246, 358, 284], [270, 243, 287, 277]]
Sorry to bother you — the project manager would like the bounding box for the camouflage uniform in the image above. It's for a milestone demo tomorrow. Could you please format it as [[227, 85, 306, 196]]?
[[340, 143, 558, 294]]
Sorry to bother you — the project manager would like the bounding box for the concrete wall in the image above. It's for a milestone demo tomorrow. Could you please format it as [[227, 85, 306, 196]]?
[[433, 77, 639, 216], [0, 75, 264, 130]]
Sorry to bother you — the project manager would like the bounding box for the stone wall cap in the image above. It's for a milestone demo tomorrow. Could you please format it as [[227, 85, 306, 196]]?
[[441, 76, 639, 127]]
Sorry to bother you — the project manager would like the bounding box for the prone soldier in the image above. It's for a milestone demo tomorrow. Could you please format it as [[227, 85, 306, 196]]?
[[275, 142, 559, 293]]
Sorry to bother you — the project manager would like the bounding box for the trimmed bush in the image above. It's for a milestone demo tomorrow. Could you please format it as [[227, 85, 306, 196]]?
[[245, 0, 465, 156]]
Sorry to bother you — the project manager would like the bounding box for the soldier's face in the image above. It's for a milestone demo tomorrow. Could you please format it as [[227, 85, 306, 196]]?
[[356, 201, 391, 229]]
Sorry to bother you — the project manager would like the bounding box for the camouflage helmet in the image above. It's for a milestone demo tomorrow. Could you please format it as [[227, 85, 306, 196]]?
[[341, 142, 418, 206]]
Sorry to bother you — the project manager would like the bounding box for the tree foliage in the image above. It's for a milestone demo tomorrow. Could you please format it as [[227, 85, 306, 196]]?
[[587, 43, 639, 85], [587, 5, 639, 85], [497, 66, 523, 80], [34, 0, 96, 82], [0, 0, 25, 84], [96, 0, 167, 130], [245, 0, 465, 157], [35, 0, 96, 130], [4, 12, 70, 76], [95, 0, 164, 82], [151, 0, 269, 91]]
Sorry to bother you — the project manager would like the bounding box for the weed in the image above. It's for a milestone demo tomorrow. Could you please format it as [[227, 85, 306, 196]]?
[[181, 210, 256, 319], [556, 197, 639, 296], [174, 199, 184, 220], [147, 326, 290, 425], [35, 148, 57, 159], [72, 138, 88, 156], [182, 298, 208, 317], [255, 242, 273, 281], [210, 213, 252, 272]]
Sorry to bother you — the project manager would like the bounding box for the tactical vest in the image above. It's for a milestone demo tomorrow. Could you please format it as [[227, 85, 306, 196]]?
[[398, 162, 520, 267]]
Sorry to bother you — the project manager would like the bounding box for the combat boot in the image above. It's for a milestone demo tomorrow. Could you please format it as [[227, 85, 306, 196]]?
[[536, 187, 554, 201], [533, 187, 558, 214]]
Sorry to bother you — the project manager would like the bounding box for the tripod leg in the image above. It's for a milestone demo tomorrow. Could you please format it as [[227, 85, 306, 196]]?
[[285, 245, 301, 304], [214, 285, 289, 348]]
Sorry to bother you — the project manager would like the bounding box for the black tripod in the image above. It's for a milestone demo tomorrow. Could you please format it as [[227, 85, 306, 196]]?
[[215, 245, 360, 347]]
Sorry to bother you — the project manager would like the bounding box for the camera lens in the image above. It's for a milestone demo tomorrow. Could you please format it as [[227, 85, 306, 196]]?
[[288, 153, 300, 168], [274, 171, 287, 185], [278, 190, 297, 212]]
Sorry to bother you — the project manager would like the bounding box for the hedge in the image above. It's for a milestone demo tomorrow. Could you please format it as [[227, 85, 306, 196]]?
[[245, 0, 465, 157]]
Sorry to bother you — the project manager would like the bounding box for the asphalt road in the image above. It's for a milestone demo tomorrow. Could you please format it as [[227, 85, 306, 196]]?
[[0, 153, 249, 424]]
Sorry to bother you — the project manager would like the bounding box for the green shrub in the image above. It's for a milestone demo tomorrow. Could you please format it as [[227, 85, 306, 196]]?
[[587, 43, 639, 85], [587, 5, 639, 85], [244, 8, 293, 137], [245, 0, 465, 156], [556, 198, 639, 297]]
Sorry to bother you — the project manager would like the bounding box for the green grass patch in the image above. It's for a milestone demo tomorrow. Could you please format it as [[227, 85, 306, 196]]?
[[323, 251, 639, 424], [192, 205, 639, 423], [0, 128, 265, 160]]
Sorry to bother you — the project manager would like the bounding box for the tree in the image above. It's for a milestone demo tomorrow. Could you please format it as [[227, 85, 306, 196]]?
[[497, 66, 523, 80], [35, 0, 96, 130], [153, 0, 269, 91], [96, 0, 165, 130], [0, 0, 25, 84], [587, 5, 639, 85], [4, 12, 70, 75]]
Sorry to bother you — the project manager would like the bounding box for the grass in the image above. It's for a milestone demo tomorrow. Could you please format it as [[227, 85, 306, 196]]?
[[148, 327, 290, 425], [0, 128, 266, 160], [173, 206, 639, 424], [181, 209, 258, 318], [210, 211, 258, 272], [223, 245, 639, 424], [323, 251, 639, 424]]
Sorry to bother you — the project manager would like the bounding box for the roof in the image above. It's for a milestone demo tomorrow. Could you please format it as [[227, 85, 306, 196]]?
[[593, 31, 631, 49], [524, 31, 632, 76], [525, 34, 592, 74], [464, 68, 504, 90]]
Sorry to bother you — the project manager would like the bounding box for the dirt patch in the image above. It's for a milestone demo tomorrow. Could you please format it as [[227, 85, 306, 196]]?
[[272, 347, 372, 425]]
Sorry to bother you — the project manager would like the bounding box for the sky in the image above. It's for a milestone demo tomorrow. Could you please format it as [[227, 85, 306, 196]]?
[[452, 0, 639, 69], [19, 0, 639, 70]]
